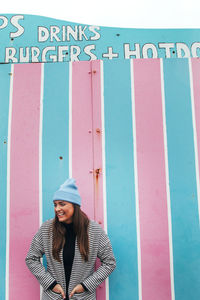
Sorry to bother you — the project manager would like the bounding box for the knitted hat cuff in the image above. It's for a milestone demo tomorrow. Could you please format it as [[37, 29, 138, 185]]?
[[53, 190, 81, 206]]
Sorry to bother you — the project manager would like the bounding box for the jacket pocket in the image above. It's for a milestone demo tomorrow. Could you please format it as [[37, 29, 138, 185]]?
[[43, 289, 63, 300], [72, 291, 95, 300]]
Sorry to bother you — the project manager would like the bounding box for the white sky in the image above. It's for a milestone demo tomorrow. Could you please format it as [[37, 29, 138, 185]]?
[[2, 0, 200, 28]]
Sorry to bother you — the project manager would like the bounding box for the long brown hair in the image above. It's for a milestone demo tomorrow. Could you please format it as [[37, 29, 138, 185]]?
[[52, 204, 89, 262]]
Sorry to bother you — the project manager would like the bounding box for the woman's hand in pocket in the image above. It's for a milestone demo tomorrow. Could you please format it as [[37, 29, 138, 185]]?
[[52, 284, 66, 299], [69, 284, 84, 298]]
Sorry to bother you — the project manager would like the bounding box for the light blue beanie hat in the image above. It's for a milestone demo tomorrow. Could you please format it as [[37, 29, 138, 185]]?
[[53, 178, 81, 206]]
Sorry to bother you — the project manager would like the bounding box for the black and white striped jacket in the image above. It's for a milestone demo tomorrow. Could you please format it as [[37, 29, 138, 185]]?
[[25, 219, 116, 300]]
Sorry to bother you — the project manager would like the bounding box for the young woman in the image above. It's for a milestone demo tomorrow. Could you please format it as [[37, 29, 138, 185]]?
[[25, 178, 116, 300]]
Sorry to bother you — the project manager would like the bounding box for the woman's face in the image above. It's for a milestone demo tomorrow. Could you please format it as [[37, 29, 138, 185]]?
[[54, 200, 74, 224]]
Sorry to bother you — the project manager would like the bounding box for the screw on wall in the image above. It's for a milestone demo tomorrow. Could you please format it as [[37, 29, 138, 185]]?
[[88, 70, 97, 74], [95, 168, 101, 176], [89, 168, 101, 175], [59, 156, 63, 160], [96, 128, 101, 133]]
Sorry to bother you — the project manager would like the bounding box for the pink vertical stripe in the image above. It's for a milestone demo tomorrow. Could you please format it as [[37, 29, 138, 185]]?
[[9, 64, 41, 299], [191, 58, 200, 184], [133, 59, 171, 300], [72, 61, 94, 219], [91, 60, 106, 299], [72, 61, 106, 300], [91, 60, 104, 227]]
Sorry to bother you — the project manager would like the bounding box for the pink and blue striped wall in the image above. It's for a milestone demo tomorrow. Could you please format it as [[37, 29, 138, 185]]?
[[0, 58, 200, 300]]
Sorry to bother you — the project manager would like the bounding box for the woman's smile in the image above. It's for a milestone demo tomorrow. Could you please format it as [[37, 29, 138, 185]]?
[[57, 212, 65, 218], [57, 212, 65, 216]]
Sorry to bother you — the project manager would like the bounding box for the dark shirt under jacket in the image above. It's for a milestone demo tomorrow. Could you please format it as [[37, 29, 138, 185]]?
[[63, 222, 76, 299]]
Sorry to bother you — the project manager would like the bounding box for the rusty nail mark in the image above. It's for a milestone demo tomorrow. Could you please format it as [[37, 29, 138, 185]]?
[[8, 73, 12, 76], [88, 130, 92, 133], [96, 128, 101, 133], [59, 156, 63, 160], [95, 168, 100, 175], [88, 71, 91, 74], [4, 140, 7, 144], [93, 70, 96, 74], [98, 221, 102, 224], [89, 170, 93, 173]]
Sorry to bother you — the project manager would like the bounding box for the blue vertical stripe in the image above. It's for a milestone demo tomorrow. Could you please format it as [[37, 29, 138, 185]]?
[[0, 64, 11, 300], [163, 58, 200, 300], [42, 62, 70, 222], [103, 60, 139, 300]]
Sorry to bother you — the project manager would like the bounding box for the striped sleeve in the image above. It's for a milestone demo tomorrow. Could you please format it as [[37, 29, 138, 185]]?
[[82, 226, 116, 293], [25, 224, 56, 291]]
